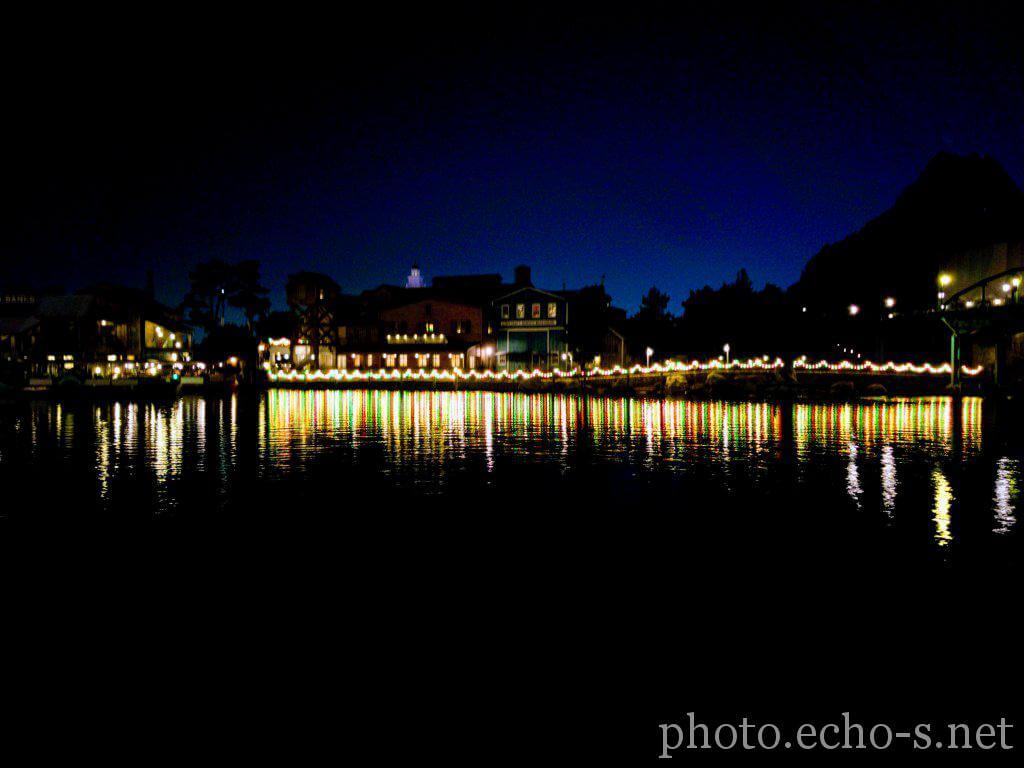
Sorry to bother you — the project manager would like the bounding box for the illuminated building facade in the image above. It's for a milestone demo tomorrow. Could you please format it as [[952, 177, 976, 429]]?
[[262, 265, 629, 374], [493, 284, 569, 371], [2, 283, 192, 377]]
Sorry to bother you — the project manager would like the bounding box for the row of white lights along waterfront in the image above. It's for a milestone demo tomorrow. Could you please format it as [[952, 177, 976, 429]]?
[[267, 357, 983, 383]]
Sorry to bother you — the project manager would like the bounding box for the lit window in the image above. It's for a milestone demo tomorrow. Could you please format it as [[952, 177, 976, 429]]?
[[352, 354, 362, 367], [418, 354, 427, 367], [399, 354, 408, 367], [501, 305, 510, 319], [516, 304, 525, 319], [547, 302, 557, 318], [339, 356, 347, 369], [432, 354, 440, 368], [367, 354, 374, 368], [531, 303, 541, 319], [425, 322, 434, 333]]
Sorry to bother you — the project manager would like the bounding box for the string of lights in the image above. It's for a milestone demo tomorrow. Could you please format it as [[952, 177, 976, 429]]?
[[267, 356, 983, 383]]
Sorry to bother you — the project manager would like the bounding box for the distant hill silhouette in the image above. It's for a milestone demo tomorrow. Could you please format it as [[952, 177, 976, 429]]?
[[794, 152, 1024, 310]]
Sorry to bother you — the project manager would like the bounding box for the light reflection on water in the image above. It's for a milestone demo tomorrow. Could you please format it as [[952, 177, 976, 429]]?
[[3, 391, 1021, 552]]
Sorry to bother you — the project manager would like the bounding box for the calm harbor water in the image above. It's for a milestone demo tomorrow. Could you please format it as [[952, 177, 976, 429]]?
[[1, 390, 1021, 569]]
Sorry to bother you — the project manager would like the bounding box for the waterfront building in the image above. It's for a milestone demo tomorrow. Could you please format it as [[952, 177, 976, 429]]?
[[332, 278, 502, 372], [493, 267, 569, 371], [935, 240, 1024, 383], [261, 264, 629, 374], [1, 283, 192, 378], [286, 271, 340, 369]]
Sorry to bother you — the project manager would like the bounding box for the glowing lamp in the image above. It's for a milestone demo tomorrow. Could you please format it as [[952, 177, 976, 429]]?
[[848, 304, 859, 316], [884, 297, 895, 308], [938, 273, 953, 287]]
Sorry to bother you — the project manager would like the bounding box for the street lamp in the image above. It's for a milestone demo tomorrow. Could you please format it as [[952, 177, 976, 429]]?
[[884, 297, 896, 308], [848, 304, 859, 316], [645, 347, 653, 366], [938, 273, 953, 288], [723, 343, 730, 365]]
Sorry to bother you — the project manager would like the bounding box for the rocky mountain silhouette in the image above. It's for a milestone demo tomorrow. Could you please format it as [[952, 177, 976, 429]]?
[[794, 152, 1024, 309]]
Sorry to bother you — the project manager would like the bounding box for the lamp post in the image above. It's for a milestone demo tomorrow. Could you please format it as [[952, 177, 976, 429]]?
[[645, 346, 653, 367], [723, 343, 730, 365], [938, 273, 953, 309]]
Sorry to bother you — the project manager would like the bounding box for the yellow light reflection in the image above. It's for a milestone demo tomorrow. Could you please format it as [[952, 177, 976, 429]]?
[[932, 466, 953, 547]]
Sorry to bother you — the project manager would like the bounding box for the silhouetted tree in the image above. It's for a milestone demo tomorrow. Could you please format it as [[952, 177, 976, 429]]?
[[626, 286, 678, 359], [228, 260, 271, 332], [679, 270, 797, 359], [181, 259, 235, 334], [181, 259, 270, 336]]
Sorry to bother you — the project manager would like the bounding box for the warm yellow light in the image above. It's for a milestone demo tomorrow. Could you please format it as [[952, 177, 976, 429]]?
[[938, 273, 953, 287], [1014, 277, 1021, 288], [884, 297, 896, 308]]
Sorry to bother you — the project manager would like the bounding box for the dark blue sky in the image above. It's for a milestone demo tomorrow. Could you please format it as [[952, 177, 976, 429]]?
[[5, 5, 1024, 312]]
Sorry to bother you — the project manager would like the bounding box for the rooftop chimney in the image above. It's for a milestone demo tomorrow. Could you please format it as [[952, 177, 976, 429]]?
[[513, 265, 532, 287]]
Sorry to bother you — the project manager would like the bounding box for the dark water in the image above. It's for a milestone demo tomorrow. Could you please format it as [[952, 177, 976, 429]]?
[[4, 390, 1022, 758], [2, 391, 1019, 560]]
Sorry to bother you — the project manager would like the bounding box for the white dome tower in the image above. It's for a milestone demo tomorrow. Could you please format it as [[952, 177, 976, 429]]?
[[406, 264, 425, 288]]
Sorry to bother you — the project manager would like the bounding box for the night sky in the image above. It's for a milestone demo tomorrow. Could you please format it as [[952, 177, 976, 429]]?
[[5, 5, 1023, 313]]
